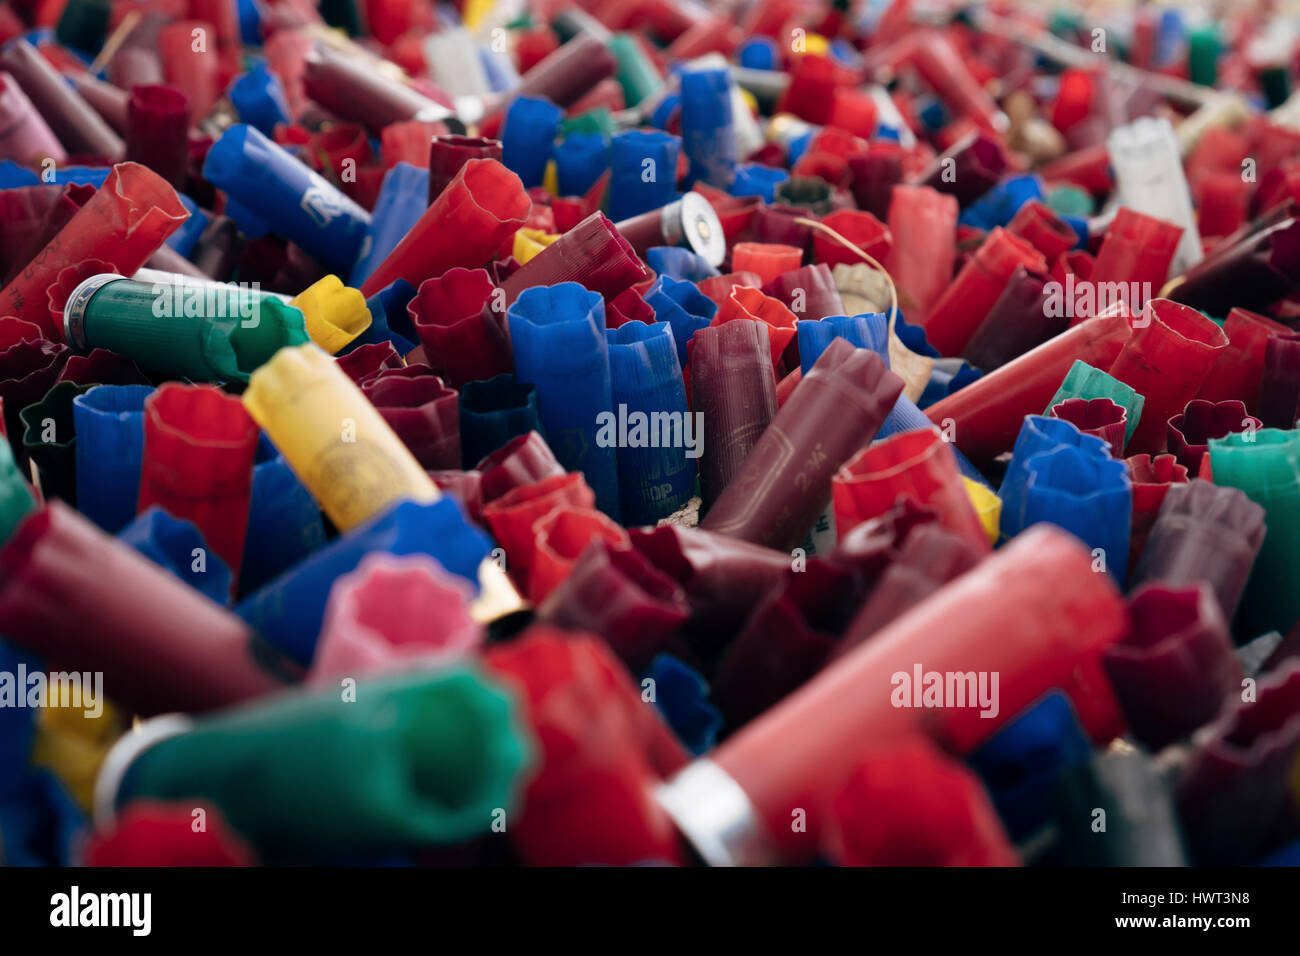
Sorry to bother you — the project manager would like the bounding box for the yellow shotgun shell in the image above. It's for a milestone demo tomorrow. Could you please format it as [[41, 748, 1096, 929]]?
[[243, 342, 437, 531], [32, 701, 126, 811], [512, 227, 561, 265], [291, 275, 372, 353], [962, 476, 1003, 547], [243, 343, 525, 619]]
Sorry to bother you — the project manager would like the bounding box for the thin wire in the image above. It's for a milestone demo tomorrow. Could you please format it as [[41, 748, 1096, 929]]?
[[792, 216, 899, 329], [87, 10, 141, 76]]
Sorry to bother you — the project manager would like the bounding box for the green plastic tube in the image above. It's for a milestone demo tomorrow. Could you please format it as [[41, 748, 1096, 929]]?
[[1187, 25, 1221, 87], [63, 274, 310, 384], [19, 380, 92, 506], [1046, 184, 1094, 218], [1258, 65, 1291, 111], [1046, 359, 1144, 449], [0, 435, 37, 544], [1049, 9, 1083, 39], [1209, 428, 1300, 636], [609, 33, 662, 108], [561, 107, 618, 139], [99, 667, 533, 859]]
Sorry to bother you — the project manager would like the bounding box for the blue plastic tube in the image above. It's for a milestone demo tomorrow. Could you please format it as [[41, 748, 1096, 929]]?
[[44, 166, 111, 188], [554, 132, 609, 198], [646, 246, 719, 283], [608, 129, 680, 221], [786, 128, 816, 166], [0, 160, 38, 187], [1261, 840, 1300, 866], [166, 194, 207, 257], [458, 373, 544, 469], [480, 46, 519, 94], [729, 163, 789, 203], [680, 68, 736, 189], [508, 282, 621, 519], [918, 359, 982, 409], [229, 62, 292, 138], [237, 0, 264, 46], [500, 95, 564, 190], [643, 653, 721, 755], [0, 745, 81, 865], [235, 498, 491, 666], [998, 414, 1111, 539], [605, 320, 696, 524], [342, 279, 419, 356], [876, 393, 991, 488], [797, 313, 889, 375], [348, 162, 430, 288], [969, 691, 1092, 841], [221, 195, 271, 238], [0, 639, 37, 791], [649, 93, 681, 131], [958, 174, 1044, 230], [239, 435, 328, 597], [203, 123, 371, 275], [118, 506, 233, 605], [71, 384, 153, 534], [892, 307, 940, 358], [737, 37, 780, 71], [1063, 214, 1089, 249], [1157, 8, 1185, 64], [1019, 443, 1132, 582], [645, 274, 718, 365], [917, 97, 951, 134]]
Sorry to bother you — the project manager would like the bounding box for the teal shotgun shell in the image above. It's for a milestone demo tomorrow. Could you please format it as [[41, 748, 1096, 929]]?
[[1187, 25, 1221, 87], [99, 666, 533, 859], [1045, 359, 1144, 449], [608, 33, 662, 108], [1208, 428, 1300, 637], [63, 274, 310, 384], [0, 436, 37, 545]]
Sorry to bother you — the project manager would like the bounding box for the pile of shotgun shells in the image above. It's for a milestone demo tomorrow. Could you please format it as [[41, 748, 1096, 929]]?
[[1, 0, 1300, 867]]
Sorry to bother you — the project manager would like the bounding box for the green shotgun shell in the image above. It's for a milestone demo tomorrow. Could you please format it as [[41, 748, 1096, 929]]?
[[1208, 428, 1300, 638], [1188, 25, 1222, 87], [96, 666, 533, 859], [19, 380, 93, 506], [609, 33, 663, 108], [0, 436, 37, 545], [1045, 359, 1145, 449], [1258, 64, 1291, 111], [63, 273, 310, 384]]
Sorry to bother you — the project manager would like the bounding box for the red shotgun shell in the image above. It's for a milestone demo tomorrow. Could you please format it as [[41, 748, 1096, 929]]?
[[360, 158, 531, 297], [1106, 298, 1228, 456], [925, 306, 1134, 467], [0, 502, 292, 715], [137, 384, 259, 589], [922, 227, 1047, 357], [656, 526, 1127, 865]]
